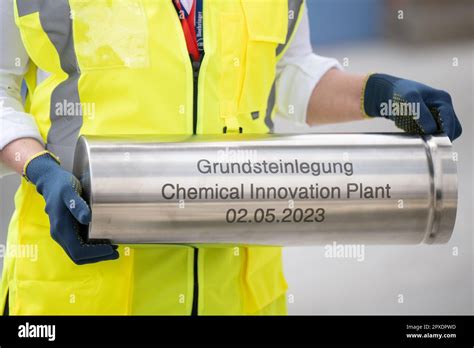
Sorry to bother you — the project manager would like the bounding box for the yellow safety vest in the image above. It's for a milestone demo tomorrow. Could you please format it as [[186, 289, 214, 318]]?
[[1, 0, 304, 315]]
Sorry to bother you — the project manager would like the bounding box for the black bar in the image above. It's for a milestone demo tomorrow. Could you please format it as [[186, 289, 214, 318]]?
[[0, 315, 472, 345]]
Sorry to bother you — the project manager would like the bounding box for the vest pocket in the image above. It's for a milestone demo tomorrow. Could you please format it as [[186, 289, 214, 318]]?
[[238, 0, 288, 115], [241, 0, 288, 43], [217, 11, 246, 130], [70, 0, 150, 71], [243, 246, 288, 313]]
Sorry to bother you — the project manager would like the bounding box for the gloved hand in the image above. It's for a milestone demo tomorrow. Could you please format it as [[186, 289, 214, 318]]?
[[363, 73, 462, 141], [24, 151, 119, 265]]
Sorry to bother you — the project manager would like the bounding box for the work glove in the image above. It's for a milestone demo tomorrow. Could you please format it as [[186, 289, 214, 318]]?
[[363, 73, 462, 141], [24, 151, 119, 265]]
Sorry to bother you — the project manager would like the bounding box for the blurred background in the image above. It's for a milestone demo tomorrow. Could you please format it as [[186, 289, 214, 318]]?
[[1, 0, 473, 314], [278, 0, 474, 314]]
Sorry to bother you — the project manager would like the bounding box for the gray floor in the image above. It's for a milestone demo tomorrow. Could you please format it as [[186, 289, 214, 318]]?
[[1, 40, 473, 314]]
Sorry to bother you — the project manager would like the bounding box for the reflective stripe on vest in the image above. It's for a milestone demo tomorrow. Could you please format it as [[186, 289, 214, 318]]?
[[16, 0, 39, 16], [264, 0, 304, 132], [277, 0, 304, 58], [17, 0, 82, 170]]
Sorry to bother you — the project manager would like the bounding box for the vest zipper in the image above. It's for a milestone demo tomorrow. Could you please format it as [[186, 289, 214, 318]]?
[[192, 59, 202, 135], [191, 56, 202, 316], [191, 247, 199, 316]]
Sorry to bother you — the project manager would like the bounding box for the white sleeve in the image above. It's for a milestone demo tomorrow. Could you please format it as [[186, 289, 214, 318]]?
[[275, 3, 342, 125], [0, 0, 44, 177]]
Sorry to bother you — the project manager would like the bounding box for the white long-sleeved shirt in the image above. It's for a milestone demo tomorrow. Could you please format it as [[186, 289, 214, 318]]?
[[0, 1, 341, 176]]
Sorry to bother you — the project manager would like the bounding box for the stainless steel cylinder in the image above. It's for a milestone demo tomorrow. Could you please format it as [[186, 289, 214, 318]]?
[[72, 133, 457, 246]]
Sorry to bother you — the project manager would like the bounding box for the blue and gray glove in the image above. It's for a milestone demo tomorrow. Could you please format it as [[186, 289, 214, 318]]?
[[24, 151, 119, 265], [363, 73, 462, 141]]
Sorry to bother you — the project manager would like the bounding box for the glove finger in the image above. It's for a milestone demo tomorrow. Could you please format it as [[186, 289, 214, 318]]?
[[417, 102, 439, 135], [453, 117, 463, 140], [68, 239, 119, 264], [58, 239, 119, 266], [54, 213, 119, 264], [74, 248, 120, 265], [430, 102, 462, 141], [63, 186, 92, 225], [391, 101, 437, 136]]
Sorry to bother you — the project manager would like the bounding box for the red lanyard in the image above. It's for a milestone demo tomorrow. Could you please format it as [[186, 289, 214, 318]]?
[[174, 0, 200, 62]]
